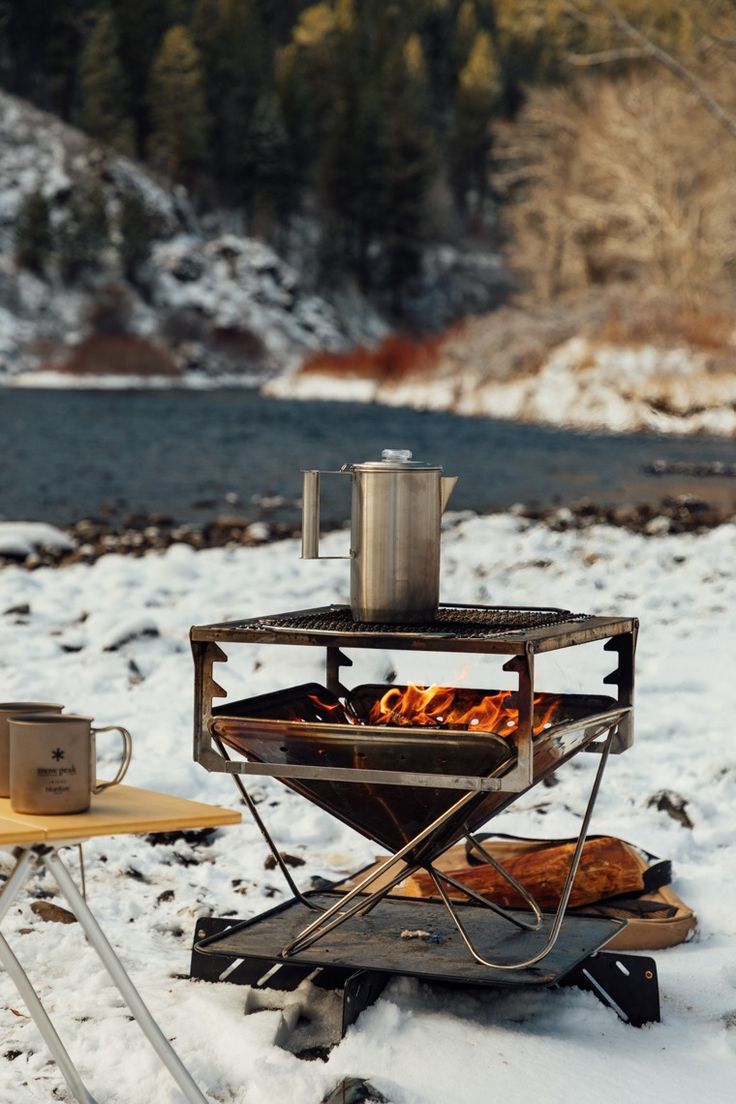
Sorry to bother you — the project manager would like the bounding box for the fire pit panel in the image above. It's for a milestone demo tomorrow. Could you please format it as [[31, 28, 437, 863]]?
[[210, 682, 626, 859]]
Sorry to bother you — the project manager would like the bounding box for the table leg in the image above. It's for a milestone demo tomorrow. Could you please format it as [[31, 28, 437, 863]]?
[[0, 849, 98, 1104], [44, 849, 209, 1104], [0, 849, 34, 923], [0, 932, 99, 1104]]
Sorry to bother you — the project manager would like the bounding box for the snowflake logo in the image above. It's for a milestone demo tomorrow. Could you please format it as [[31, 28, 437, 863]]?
[[51, 748, 65, 762]]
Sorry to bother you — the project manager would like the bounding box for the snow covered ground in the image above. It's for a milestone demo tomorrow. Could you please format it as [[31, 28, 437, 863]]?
[[0, 514, 734, 1103]]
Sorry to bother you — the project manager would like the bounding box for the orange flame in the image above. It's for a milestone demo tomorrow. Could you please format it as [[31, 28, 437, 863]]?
[[368, 685, 559, 736], [302, 686, 560, 737]]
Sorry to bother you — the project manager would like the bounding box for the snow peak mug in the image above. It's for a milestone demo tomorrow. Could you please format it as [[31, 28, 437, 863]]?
[[8, 714, 132, 815], [0, 702, 64, 798]]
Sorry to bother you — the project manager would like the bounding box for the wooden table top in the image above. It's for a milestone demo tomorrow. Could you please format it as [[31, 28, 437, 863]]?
[[0, 785, 241, 844]]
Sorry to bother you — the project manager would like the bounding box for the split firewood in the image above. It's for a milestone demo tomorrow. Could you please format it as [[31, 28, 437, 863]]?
[[404, 836, 646, 909]]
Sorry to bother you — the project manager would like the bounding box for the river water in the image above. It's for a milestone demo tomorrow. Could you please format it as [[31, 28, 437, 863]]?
[[2, 389, 735, 525]]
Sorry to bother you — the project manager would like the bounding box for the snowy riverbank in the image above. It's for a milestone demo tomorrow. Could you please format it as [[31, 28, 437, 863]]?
[[0, 514, 735, 1102], [266, 334, 736, 438]]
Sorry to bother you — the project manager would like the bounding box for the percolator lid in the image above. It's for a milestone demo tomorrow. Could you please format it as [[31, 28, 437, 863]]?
[[351, 448, 442, 472]]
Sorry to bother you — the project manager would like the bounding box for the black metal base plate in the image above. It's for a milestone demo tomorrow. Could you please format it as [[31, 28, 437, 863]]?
[[560, 950, 660, 1027], [194, 892, 624, 987]]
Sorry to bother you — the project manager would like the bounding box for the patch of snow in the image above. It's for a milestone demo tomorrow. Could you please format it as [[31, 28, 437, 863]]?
[[264, 371, 380, 404], [0, 522, 75, 557], [4, 370, 264, 391]]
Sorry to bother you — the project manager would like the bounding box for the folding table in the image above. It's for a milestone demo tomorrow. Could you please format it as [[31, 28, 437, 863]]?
[[0, 784, 241, 1104]]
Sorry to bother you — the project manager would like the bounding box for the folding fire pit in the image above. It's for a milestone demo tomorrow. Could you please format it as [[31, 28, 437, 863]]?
[[190, 604, 658, 1026]]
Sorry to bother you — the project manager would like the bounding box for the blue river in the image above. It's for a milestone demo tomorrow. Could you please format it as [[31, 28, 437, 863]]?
[[2, 389, 734, 525]]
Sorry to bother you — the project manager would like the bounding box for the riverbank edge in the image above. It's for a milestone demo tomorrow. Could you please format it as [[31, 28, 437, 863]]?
[[1, 495, 733, 573]]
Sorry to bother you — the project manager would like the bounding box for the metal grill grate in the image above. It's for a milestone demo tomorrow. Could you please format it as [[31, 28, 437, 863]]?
[[256, 605, 592, 640]]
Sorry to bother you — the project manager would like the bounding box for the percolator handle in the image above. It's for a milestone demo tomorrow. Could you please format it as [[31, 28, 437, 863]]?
[[301, 470, 351, 560]]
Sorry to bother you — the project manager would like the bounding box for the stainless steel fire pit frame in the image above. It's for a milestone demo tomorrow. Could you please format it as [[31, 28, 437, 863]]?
[[190, 603, 637, 971], [191, 603, 637, 795]]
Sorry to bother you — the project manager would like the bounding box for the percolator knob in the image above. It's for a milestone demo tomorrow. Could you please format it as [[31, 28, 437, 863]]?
[[381, 449, 413, 462]]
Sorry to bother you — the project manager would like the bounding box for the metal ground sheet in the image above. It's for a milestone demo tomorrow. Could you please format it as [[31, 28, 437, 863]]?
[[197, 893, 624, 987]]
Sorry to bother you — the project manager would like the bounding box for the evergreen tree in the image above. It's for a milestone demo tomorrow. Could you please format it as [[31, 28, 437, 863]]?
[[415, 0, 456, 117], [58, 182, 110, 283], [0, 0, 94, 116], [455, 1, 479, 69], [118, 187, 162, 284], [14, 190, 53, 275], [316, 9, 385, 288], [192, 0, 270, 202], [375, 37, 436, 307], [449, 29, 500, 216], [318, 24, 435, 304], [276, 2, 340, 191], [112, 0, 173, 156], [243, 92, 297, 238], [79, 8, 134, 153], [147, 25, 208, 183]]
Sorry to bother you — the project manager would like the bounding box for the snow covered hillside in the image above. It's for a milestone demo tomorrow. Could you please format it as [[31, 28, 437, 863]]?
[[0, 91, 384, 386], [0, 514, 734, 1102]]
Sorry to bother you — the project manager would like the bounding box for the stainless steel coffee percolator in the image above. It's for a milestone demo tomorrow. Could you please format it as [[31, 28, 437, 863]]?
[[301, 449, 458, 623]]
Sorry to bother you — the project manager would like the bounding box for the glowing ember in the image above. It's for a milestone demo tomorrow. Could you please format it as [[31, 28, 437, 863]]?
[[304, 685, 560, 736]]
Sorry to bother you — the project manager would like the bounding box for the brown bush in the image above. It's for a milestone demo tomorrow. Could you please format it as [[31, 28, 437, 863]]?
[[594, 299, 736, 353], [495, 70, 736, 304], [56, 334, 179, 377], [433, 284, 736, 389], [300, 333, 448, 382]]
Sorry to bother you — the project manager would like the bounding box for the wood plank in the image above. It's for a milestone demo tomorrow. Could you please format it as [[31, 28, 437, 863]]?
[[0, 814, 47, 844], [0, 785, 240, 843]]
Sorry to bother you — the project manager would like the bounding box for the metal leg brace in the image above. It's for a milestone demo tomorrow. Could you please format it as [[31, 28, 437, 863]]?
[[0, 846, 209, 1104]]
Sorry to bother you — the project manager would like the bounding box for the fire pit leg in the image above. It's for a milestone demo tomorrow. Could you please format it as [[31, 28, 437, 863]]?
[[426, 864, 542, 932], [464, 833, 544, 924], [212, 734, 323, 913], [280, 791, 478, 958], [281, 862, 423, 958], [428, 731, 614, 971]]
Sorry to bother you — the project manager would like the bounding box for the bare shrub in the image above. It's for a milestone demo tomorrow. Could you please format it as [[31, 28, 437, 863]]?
[[301, 333, 445, 382], [434, 285, 736, 387], [495, 71, 736, 303], [57, 335, 178, 377]]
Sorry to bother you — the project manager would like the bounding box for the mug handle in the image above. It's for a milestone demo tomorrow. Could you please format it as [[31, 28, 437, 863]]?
[[91, 726, 133, 795]]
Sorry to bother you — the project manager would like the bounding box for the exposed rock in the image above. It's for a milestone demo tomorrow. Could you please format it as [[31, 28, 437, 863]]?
[[3, 602, 30, 615], [264, 852, 306, 870], [30, 901, 77, 924], [514, 496, 735, 536], [102, 618, 159, 652], [647, 790, 694, 829], [1, 495, 733, 573], [321, 1079, 388, 1104]]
